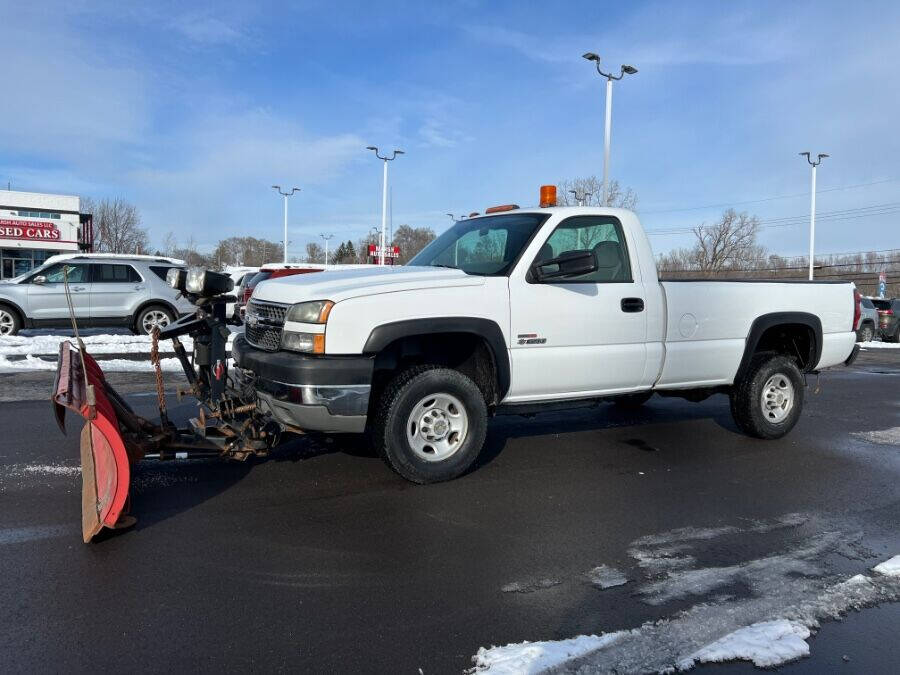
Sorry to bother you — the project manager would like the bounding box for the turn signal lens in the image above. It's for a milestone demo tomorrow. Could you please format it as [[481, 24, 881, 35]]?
[[540, 185, 557, 207], [313, 334, 325, 354]]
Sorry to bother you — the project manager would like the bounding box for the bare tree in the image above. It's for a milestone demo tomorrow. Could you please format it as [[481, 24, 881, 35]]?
[[392, 224, 436, 264], [161, 231, 178, 258], [556, 177, 637, 210], [304, 242, 324, 264], [657, 209, 767, 276], [92, 198, 149, 254]]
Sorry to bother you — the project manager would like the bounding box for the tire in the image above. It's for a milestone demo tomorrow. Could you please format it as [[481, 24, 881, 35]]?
[[613, 391, 654, 408], [729, 354, 804, 440], [856, 324, 874, 343], [0, 304, 21, 336], [372, 366, 488, 484], [885, 326, 900, 343], [135, 305, 175, 336]]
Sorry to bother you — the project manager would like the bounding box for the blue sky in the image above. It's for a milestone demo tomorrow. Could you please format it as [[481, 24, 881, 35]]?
[[1, 0, 898, 259]]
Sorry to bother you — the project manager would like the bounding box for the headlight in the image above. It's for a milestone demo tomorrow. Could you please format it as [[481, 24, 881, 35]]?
[[184, 267, 234, 296], [286, 300, 334, 324], [282, 331, 325, 354], [166, 267, 186, 291]]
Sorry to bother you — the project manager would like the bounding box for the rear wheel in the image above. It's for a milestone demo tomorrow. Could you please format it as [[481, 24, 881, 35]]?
[[372, 366, 488, 484], [0, 305, 21, 336], [885, 326, 900, 343], [135, 305, 175, 336], [856, 323, 874, 342], [730, 354, 804, 439]]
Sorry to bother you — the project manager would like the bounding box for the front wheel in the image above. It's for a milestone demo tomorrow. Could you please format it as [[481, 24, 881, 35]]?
[[0, 305, 21, 336], [729, 354, 804, 439], [372, 366, 488, 484]]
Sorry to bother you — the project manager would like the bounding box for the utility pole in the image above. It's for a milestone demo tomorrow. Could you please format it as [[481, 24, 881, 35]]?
[[366, 146, 404, 264], [320, 233, 333, 267], [799, 152, 829, 280], [582, 53, 637, 206], [271, 185, 300, 263]]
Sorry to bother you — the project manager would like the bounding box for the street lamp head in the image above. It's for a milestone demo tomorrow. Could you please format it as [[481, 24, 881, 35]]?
[[818, 153, 830, 160], [799, 152, 810, 158], [366, 146, 377, 151], [271, 184, 281, 190], [582, 52, 601, 62], [394, 149, 405, 155], [621, 64, 638, 75]]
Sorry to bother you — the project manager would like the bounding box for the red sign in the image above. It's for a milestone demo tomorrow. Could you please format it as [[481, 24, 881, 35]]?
[[0, 219, 62, 242], [367, 244, 400, 258]]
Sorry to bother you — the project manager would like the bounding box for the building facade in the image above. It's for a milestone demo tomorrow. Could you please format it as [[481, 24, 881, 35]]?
[[0, 190, 93, 279]]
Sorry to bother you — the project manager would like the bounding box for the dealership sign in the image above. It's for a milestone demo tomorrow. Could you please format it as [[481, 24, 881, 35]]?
[[0, 219, 62, 242], [367, 244, 400, 258]]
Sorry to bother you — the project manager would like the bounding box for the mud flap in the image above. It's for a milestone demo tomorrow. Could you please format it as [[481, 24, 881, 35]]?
[[53, 343, 134, 542]]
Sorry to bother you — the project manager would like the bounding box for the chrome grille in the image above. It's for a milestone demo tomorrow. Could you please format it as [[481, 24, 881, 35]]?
[[245, 300, 287, 351]]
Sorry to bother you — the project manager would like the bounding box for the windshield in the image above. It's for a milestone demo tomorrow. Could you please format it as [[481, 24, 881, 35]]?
[[408, 213, 548, 276]]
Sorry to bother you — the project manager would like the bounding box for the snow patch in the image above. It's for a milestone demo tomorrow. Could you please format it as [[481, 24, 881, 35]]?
[[501, 578, 562, 594], [587, 565, 629, 589], [851, 427, 900, 446], [0, 353, 232, 373], [873, 555, 900, 577], [0, 332, 236, 357], [679, 619, 810, 669], [472, 632, 624, 674], [22, 464, 80, 476], [859, 340, 900, 349]]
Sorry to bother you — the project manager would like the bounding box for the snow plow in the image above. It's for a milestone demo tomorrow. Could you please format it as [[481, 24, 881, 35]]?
[[53, 267, 279, 542]]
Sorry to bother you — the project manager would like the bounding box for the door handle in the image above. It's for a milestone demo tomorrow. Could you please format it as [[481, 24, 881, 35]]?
[[134, 285, 146, 291], [71, 286, 86, 292], [621, 297, 644, 313]]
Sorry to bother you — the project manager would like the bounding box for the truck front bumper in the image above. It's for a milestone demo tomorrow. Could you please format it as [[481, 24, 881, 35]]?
[[232, 335, 374, 433]]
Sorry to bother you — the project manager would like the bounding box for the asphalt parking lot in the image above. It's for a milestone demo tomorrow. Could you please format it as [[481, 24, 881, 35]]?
[[0, 349, 897, 673]]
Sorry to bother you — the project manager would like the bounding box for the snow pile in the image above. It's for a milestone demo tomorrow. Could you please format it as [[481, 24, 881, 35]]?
[[851, 427, 900, 446], [0, 354, 189, 372], [679, 620, 810, 669], [471, 633, 623, 674], [0, 332, 235, 356]]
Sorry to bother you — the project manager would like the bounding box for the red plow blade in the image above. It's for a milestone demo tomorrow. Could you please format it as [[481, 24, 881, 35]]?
[[53, 343, 133, 542]]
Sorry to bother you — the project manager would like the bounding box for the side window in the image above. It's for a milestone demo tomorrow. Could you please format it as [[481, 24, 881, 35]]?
[[94, 264, 141, 283], [39, 263, 89, 283], [533, 216, 632, 283]]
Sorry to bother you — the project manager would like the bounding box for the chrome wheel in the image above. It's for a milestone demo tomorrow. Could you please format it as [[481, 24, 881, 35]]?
[[760, 373, 794, 424], [0, 309, 14, 335], [406, 392, 469, 462], [141, 309, 171, 334]]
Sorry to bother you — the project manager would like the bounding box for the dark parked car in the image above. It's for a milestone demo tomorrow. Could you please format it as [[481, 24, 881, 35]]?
[[872, 297, 899, 342]]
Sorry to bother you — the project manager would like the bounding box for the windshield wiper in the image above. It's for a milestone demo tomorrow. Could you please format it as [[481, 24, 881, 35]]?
[[429, 264, 459, 270]]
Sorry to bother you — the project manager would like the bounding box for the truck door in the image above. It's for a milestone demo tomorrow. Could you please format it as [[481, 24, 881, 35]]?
[[507, 215, 647, 401]]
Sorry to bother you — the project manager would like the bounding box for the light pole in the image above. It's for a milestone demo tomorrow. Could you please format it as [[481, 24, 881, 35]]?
[[568, 189, 594, 206], [799, 152, 829, 280], [446, 213, 456, 221], [271, 185, 300, 263], [366, 146, 404, 264], [582, 53, 637, 206], [320, 233, 333, 267]]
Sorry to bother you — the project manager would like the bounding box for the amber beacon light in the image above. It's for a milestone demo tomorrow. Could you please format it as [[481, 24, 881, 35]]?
[[540, 185, 557, 207]]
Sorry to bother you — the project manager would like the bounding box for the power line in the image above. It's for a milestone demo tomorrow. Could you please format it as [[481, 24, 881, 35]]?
[[639, 177, 900, 215]]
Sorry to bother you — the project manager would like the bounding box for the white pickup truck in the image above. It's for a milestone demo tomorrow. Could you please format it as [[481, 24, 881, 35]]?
[[233, 203, 861, 483]]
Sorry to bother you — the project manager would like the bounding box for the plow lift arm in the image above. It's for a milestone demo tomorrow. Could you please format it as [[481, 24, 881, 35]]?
[[53, 267, 278, 542]]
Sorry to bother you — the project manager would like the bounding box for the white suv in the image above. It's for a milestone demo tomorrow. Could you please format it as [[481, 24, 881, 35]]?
[[0, 254, 194, 336]]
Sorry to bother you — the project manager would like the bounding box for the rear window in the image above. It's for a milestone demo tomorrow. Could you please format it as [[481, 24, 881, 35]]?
[[872, 299, 891, 310], [149, 265, 179, 281], [93, 264, 141, 283]]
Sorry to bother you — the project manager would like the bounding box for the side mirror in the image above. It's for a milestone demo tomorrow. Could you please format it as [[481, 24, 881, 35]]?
[[32, 275, 47, 285], [531, 250, 598, 281]]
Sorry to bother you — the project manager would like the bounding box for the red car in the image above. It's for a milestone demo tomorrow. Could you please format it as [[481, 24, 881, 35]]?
[[237, 265, 324, 321]]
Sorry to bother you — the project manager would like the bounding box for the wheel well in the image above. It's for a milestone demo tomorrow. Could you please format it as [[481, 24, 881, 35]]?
[[371, 332, 501, 407], [0, 301, 24, 324], [753, 323, 816, 370]]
